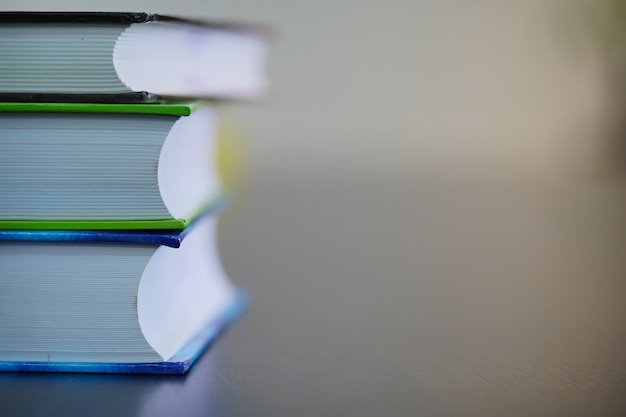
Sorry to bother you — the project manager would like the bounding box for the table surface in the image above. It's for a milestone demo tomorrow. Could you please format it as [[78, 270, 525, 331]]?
[[1, 180, 625, 417]]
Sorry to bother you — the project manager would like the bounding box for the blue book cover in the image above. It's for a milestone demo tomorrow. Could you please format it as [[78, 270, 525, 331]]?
[[0, 226, 189, 247], [0, 204, 244, 375], [0, 293, 246, 375]]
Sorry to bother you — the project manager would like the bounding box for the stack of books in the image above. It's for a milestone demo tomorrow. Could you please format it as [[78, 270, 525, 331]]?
[[0, 12, 268, 374]]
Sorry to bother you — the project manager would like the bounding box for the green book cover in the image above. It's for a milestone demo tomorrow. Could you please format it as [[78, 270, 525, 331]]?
[[0, 102, 220, 230], [0, 198, 223, 231], [0, 219, 188, 231], [0, 101, 203, 116]]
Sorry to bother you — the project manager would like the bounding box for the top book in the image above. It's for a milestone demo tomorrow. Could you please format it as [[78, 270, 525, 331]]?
[[0, 12, 268, 103]]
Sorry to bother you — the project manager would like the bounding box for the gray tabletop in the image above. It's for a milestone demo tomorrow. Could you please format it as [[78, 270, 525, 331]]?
[[1, 180, 625, 417]]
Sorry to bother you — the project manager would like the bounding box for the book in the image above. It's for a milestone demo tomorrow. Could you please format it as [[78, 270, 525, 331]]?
[[0, 102, 221, 230], [0, 12, 268, 103], [0, 211, 244, 374]]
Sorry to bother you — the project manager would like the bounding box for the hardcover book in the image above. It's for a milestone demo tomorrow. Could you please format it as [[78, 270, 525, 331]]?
[[0, 11, 262, 375], [0, 212, 244, 374], [0, 12, 268, 103], [0, 102, 221, 230]]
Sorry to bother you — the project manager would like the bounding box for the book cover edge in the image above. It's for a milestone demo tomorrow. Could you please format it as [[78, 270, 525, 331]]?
[[0, 101, 198, 116], [0, 12, 150, 24], [0, 198, 227, 245], [0, 12, 270, 36], [0, 219, 189, 232]]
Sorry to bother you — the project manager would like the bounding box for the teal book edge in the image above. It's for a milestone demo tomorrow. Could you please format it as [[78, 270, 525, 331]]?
[[0, 292, 247, 375]]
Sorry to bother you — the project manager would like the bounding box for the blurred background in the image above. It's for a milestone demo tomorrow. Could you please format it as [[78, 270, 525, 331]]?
[[4, 0, 625, 188]]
